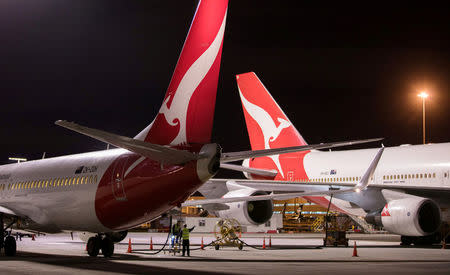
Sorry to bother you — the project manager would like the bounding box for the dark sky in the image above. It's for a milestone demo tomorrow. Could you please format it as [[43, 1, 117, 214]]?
[[0, 0, 448, 169]]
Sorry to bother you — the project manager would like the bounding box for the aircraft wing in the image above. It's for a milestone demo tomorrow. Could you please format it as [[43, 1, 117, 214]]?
[[183, 147, 384, 206], [0, 205, 19, 216], [55, 120, 198, 165]]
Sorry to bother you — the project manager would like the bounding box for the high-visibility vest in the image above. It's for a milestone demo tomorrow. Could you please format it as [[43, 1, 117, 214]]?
[[182, 228, 190, 240]]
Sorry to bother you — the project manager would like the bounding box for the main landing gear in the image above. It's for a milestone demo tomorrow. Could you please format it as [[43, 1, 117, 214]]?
[[87, 235, 114, 257], [0, 214, 17, 256]]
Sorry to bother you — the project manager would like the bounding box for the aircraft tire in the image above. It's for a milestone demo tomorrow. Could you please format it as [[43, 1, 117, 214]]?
[[101, 237, 114, 258], [4, 236, 16, 256], [87, 237, 101, 257]]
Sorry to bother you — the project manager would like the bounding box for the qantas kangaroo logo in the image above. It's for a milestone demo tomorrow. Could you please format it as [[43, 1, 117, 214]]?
[[154, 11, 227, 145], [239, 89, 291, 177]]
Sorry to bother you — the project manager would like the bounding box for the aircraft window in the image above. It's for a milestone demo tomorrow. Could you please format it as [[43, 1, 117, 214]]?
[[433, 173, 436, 178], [76, 177, 80, 185], [445, 173, 448, 178], [64, 178, 68, 186], [424, 174, 427, 178], [94, 175, 98, 183], [45, 180, 49, 187], [428, 173, 431, 178], [420, 174, 423, 178], [80, 177, 84, 184]]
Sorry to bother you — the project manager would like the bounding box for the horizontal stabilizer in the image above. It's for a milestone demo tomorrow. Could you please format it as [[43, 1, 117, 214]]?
[[220, 138, 382, 163], [55, 120, 198, 165], [220, 163, 278, 177]]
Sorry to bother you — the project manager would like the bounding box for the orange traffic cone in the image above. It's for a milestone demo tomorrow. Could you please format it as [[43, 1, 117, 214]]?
[[150, 237, 153, 250], [262, 236, 266, 249], [269, 235, 272, 248], [201, 237, 205, 250], [127, 238, 132, 253], [352, 241, 358, 257], [31, 234, 36, 241]]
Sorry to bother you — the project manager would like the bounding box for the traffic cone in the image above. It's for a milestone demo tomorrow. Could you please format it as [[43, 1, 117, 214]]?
[[352, 241, 358, 257], [201, 237, 204, 250], [262, 236, 266, 249], [269, 235, 272, 248], [127, 238, 132, 253], [32, 234, 36, 241], [150, 237, 153, 250]]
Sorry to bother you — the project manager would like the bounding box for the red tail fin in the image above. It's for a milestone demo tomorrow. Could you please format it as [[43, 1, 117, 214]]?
[[236, 72, 308, 180], [136, 0, 228, 145], [237, 72, 307, 149]]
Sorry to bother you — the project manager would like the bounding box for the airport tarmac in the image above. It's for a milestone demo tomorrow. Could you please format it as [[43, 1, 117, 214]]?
[[1, 232, 449, 274]]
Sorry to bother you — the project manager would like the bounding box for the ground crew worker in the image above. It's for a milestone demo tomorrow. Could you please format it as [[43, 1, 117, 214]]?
[[172, 222, 181, 246], [181, 224, 195, 256]]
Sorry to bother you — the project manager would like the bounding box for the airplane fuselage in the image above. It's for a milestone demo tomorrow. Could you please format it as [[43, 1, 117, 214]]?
[[250, 142, 450, 218], [0, 147, 210, 233]]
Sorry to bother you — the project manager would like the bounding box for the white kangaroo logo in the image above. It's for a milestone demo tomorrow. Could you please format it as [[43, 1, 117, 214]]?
[[157, 11, 227, 145], [239, 88, 291, 177]]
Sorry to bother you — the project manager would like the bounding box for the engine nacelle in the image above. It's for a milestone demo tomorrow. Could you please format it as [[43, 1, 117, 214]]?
[[216, 188, 273, 225], [78, 231, 128, 243], [365, 197, 441, 236]]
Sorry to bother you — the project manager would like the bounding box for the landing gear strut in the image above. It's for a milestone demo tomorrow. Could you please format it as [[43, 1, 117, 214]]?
[[87, 235, 114, 258], [0, 214, 17, 256]]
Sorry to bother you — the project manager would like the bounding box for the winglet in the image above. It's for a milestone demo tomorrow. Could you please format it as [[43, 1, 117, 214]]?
[[355, 147, 384, 191]]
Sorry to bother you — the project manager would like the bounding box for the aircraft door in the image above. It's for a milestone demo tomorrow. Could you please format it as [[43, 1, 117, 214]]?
[[111, 156, 129, 201]]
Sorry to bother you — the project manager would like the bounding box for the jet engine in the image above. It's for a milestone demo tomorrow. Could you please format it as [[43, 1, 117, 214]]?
[[365, 197, 441, 236], [215, 188, 273, 225]]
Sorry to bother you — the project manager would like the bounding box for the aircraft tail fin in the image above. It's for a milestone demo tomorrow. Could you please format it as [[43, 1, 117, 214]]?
[[236, 72, 308, 180], [136, 0, 228, 146], [236, 72, 308, 150]]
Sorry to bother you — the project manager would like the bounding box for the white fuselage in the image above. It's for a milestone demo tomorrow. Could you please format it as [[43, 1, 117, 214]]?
[[0, 147, 209, 233]]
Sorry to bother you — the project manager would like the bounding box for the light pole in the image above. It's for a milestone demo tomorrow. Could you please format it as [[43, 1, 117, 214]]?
[[418, 91, 428, 144]]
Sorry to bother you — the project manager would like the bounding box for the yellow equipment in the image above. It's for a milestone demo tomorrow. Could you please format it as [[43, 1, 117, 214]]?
[[213, 219, 244, 250]]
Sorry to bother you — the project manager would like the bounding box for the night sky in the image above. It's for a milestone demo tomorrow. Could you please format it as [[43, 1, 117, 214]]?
[[0, 0, 448, 173]]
